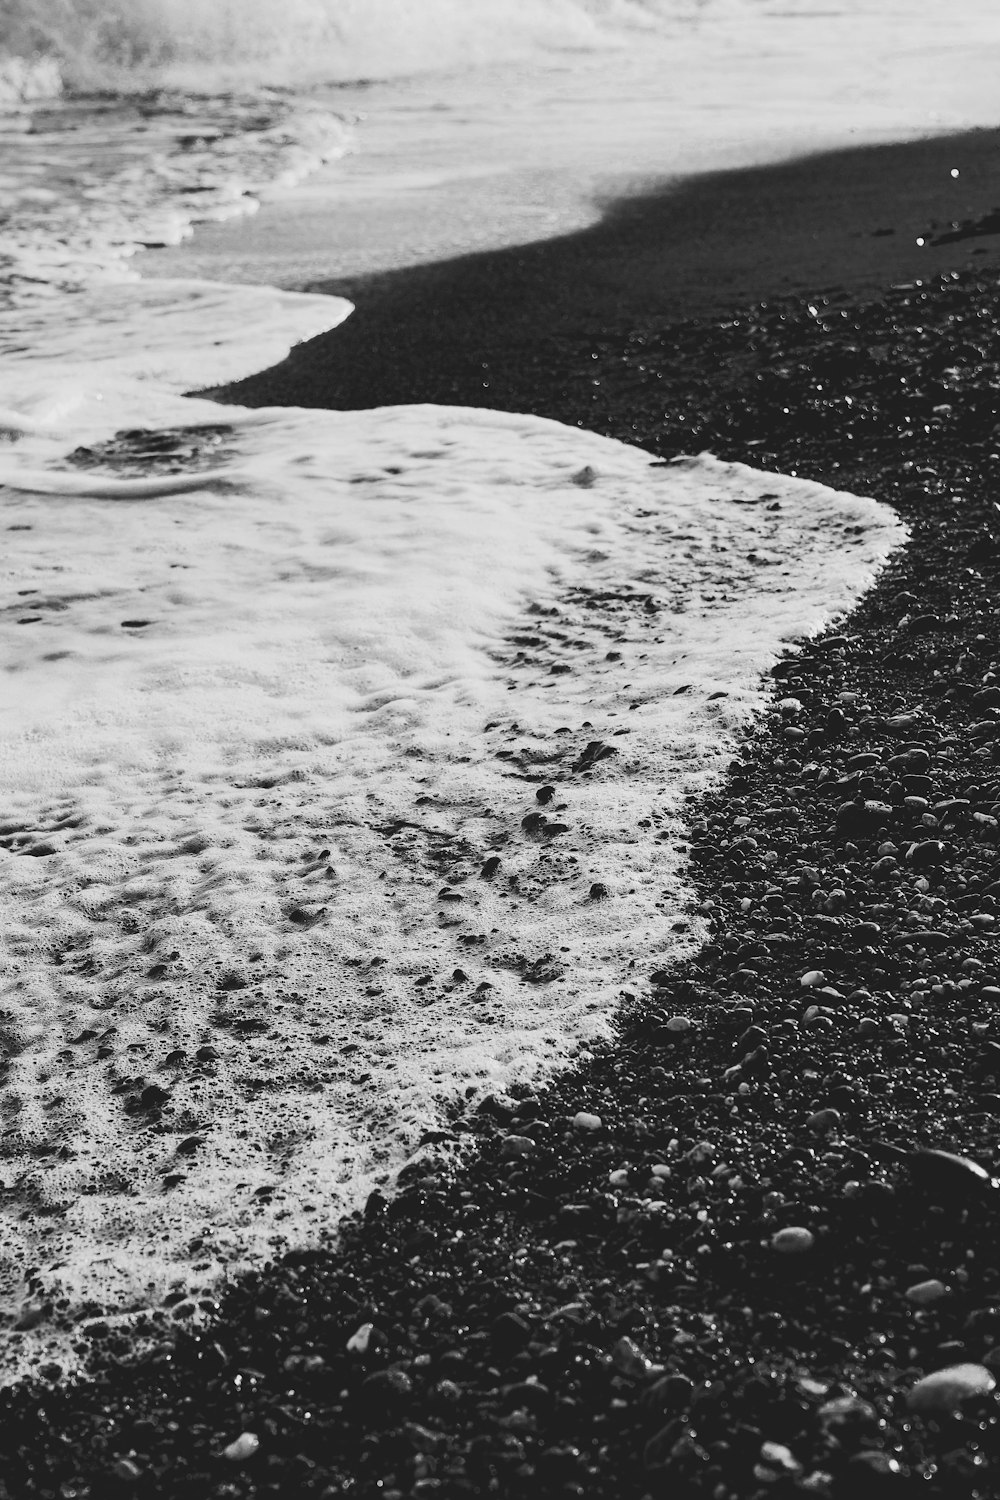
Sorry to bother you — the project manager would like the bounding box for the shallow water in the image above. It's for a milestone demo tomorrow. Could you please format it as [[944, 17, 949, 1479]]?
[[138, 1, 1000, 287]]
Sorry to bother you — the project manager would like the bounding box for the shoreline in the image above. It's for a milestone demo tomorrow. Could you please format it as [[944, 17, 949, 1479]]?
[[5, 127, 1000, 1495], [215, 125, 1000, 417]]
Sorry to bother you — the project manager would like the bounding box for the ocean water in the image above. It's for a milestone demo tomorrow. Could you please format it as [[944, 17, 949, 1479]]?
[[2, 0, 995, 1382], [1, 1, 786, 92]]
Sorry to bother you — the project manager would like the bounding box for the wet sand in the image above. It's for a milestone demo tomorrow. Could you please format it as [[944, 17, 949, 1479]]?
[[215, 125, 1000, 417]]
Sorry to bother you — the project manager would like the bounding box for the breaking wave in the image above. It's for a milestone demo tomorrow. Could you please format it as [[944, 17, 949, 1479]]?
[[0, 0, 725, 92]]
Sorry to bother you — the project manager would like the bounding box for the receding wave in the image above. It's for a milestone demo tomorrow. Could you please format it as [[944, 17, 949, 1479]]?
[[0, 0, 730, 92]]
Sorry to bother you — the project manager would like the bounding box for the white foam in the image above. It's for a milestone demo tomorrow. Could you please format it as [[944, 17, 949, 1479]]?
[[0, 271, 904, 1380], [0, 95, 350, 300]]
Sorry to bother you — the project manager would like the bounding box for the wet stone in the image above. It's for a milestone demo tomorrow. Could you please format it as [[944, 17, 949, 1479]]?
[[907, 1363, 996, 1414], [771, 1226, 815, 1254], [905, 1278, 948, 1306], [223, 1432, 260, 1463]]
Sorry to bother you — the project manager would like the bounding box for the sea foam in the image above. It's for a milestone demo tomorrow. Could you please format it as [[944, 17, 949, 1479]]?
[[0, 267, 906, 1381]]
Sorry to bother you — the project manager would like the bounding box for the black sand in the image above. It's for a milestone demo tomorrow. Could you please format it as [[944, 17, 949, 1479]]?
[[217, 126, 1000, 420], [5, 127, 1000, 1499]]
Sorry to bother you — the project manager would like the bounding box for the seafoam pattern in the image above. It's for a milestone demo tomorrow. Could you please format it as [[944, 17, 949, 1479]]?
[[0, 272, 904, 1377]]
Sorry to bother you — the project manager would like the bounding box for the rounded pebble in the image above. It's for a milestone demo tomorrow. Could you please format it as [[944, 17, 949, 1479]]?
[[905, 1278, 948, 1306], [771, 1226, 815, 1254], [223, 1433, 260, 1463], [907, 1363, 996, 1413]]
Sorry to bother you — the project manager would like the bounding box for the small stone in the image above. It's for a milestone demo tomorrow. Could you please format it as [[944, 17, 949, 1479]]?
[[847, 1451, 904, 1480], [347, 1322, 377, 1354], [611, 1336, 661, 1379], [572, 1111, 602, 1131], [223, 1432, 260, 1463], [806, 1108, 841, 1134], [908, 1148, 994, 1200], [907, 1363, 995, 1413], [111, 1459, 143, 1483], [756, 1441, 801, 1478], [664, 1015, 693, 1033], [500, 1133, 537, 1158], [906, 1278, 948, 1306], [800, 970, 826, 988], [771, 1226, 815, 1254], [685, 1140, 714, 1167], [906, 840, 946, 869], [644, 1372, 695, 1415], [818, 1396, 878, 1434]]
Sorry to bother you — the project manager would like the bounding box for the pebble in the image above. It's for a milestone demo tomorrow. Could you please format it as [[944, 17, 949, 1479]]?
[[818, 1396, 878, 1433], [806, 1108, 841, 1134], [685, 1140, 715, 1167], [905, 1278, 949, 1305], [223, 1432, 260, 1463], [907, 1363, 996, 1413], [501, 1134, 537, 1157], [756, 1441, 801, 1478], [664, 1015, 693, 1032], [800, 970, 826, 988], [771, 1226, 815, 1254], [847, 1451, 904, 1479], [347, 1322, 376, 1354], [571, 1112, 602, 1131], [611, 1335, 661, 1379], [908, 1147, 994, 1199]]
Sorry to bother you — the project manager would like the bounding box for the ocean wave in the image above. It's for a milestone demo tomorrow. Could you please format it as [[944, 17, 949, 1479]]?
[[1, 0, 735, 92], [0, 94, 349, 302]]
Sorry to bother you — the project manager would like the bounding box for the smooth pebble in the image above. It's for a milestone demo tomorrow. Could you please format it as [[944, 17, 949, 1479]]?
[[907, 1363, 996, 1413]]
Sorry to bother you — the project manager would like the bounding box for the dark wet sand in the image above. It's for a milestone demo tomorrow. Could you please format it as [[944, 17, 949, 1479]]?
[[216, 125, 1000, 417]]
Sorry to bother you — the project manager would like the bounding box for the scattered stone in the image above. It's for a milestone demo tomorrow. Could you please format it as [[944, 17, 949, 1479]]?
[[771, 1227, 815, 1254], [571, 1111, 602, 1131], [755, 1441, 802, 1480], [611, 1336, 661, 1379], [111, 1458, 143, 1483], [908, 1148, 995, 1200], [347, 1322, 378, 1354], [501, 1133, 538, 1157], [223, 1432, 260, 1463], [905, 1279, 949, 1305], [907, 1363, 996, 1413]]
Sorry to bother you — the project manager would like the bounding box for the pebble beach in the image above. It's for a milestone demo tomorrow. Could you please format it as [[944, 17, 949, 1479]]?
[[2, 104, 1000, 1499]]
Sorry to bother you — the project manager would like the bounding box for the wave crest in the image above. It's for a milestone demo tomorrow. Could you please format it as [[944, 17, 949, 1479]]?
[[0, 0, 711, 91]]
